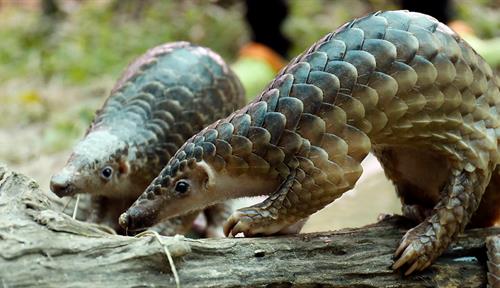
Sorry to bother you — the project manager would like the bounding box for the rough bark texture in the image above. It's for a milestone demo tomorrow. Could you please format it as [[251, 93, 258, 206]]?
[[0, 164, 497, 288]]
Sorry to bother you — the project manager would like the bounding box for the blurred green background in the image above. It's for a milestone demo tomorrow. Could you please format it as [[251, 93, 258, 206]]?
[[0, 0, 498, 232]]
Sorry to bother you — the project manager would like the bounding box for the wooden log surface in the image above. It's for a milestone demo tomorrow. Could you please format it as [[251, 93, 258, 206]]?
[[0, 165, 498, 288]]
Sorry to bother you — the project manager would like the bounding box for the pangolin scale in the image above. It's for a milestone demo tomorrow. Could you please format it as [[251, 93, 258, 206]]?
[[50, 42, 245, 235], [121, 11, 500, 274]]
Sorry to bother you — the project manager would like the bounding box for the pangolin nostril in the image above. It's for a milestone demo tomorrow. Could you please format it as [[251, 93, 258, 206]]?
[[49, 176, 70, 197]]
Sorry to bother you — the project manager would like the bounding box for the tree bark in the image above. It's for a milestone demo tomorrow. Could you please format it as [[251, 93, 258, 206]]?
[[0, 165, 497, 288]]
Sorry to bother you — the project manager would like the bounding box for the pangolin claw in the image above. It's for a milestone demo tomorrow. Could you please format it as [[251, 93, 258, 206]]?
[[118, 213, 129, 229], [392, 225, 435, 275], [224, 208, 293, 237], [223, 210, 253, 237]]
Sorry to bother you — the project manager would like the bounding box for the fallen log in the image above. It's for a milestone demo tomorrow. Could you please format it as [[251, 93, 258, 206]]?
[[0, 165, 497, 288]]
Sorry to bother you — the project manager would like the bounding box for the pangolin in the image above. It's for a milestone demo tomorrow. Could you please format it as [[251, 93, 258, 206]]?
[[50, 42, 245, 235], [119, 11, 500, 274]]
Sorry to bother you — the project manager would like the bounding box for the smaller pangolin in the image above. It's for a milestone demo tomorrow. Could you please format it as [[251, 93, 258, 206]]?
[[50, 42, 245, 235], [120, 10, 500, 275]]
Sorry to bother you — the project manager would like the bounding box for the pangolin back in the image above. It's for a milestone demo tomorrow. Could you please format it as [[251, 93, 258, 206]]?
[[91, 42, 245, 178]]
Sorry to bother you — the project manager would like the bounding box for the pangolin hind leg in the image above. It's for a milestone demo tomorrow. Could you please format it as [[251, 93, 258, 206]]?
[[486, 236, 500, 288], [373, 146, 492, 274], [392, 167, 491, 275], [374, 146, 495, 275], [373, 146, 445, 224]]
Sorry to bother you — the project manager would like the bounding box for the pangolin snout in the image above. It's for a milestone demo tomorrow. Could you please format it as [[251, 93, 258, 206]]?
[[118, 208, 145, 231], [119, 205, 157, 232], [50, 174, 73, 198], [118, 212, 129, 229]]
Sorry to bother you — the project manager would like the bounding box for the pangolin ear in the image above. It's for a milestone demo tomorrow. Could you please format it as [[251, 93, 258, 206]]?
[[118, 159, 130, 176], [194, 162, 213, 190]]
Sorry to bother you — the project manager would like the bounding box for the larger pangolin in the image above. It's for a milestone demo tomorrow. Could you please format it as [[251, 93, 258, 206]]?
[[120, 10, 500, 275], [50, 42, 245, 235]]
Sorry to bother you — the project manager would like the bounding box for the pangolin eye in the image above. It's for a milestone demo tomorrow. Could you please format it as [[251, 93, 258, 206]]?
[[174, 180, 190, 196], [100, 166, 113, 181]]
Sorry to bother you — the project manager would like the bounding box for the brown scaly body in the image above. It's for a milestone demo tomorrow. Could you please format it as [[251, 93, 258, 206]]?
[[120, 11, 500, 274], [50, 42, 245, 235]]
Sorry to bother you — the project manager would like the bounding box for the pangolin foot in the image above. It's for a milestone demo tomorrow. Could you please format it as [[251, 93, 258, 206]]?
[[223, 209, 288, 237], [392, 222, 437, 275]]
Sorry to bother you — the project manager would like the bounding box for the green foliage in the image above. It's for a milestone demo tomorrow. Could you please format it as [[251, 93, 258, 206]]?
[[455, 0, 500, 39], [0, 0, 497, 87], [0, 1, 247, 85], [232, 57, 276, 101]]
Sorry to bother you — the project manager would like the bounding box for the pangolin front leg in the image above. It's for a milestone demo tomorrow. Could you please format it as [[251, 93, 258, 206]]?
[[225, 142, 367, 237], [393, 167, 491, 275], [224, 169, 299, 236]]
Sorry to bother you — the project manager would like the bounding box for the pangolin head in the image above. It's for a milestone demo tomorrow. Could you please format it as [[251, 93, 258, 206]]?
[[119, 143, 215, 231], [50, 128, 132, 198]]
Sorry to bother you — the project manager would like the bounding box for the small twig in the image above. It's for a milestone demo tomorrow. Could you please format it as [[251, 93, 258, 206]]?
[[135, 230, 181, 288], [72, 194, 80, 220], [61, 196, 73, 213]]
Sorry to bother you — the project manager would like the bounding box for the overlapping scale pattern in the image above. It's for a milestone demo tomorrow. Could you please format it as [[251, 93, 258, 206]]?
[[91, 42, 245, 176], [83, 42, 245, 234], [154, 11, 498, 214], [133, 11, 499, 271]]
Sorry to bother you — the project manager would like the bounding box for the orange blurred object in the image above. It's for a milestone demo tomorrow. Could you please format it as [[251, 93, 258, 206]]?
[[448, 20, 475, 37], [239, 42, 287, 73]]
